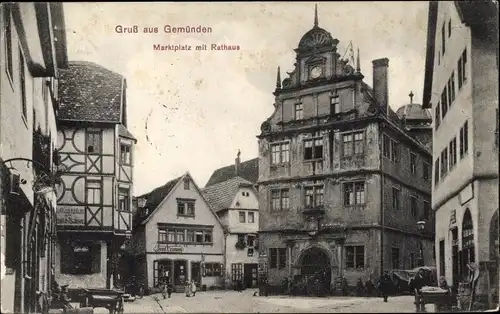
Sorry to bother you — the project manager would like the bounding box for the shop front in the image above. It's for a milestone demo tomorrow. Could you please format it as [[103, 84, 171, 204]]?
[[146, 247, 224, 292]]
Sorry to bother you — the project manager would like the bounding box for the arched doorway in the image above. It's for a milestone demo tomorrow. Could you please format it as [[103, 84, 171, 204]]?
[[300, 247, 331, 295]]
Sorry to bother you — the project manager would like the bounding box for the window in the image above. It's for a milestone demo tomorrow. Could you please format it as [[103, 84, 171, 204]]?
[[120, 144, 131, 164], [462, 210, 475, 271], [247, 235, 256, 247], [239, 211, 246, 223], [86, 130, 102, 154], [440, 148, 448, 178], [204, 231, 212, 243], [271, 142, 290, 164], [248, 212, 255, 223], [410, 196, 417, 217], [435, 104, 441, 130], [295, 103, 303, 120], [118, 188, 130, 212], [184, 179, 190, 190], [304, 184, 324, 207], [448, 19, 452, 37], [60, 242, 101, 275], [269, 248, 287, 269], [3, 8, 13, 80], [343, 131, 364, 156], [382, 135, 399, 162], [441, 88, 448, 119], [439, 239, 445, 276], [168, 231, 175, 242], [460, 121, 469, 159], [441, 23, 446, 54], [458, 49, 467, 89], [271, 189, 289, 211], [86, 180, 102, 204], [231, 263, 243, 281], [423, 201, 430, 220], [423, 162, 430, 181], [449, 137, 457, 169], [204, 263, 222, 277], [345, 246, 365, 269], [343, 182, 365, 206], [448, 72, 456, 106], [391, 247, 400, 269], [304, 136, 323, 160], [410, 152, 417, 174], [330, 96, 340, 114], [187, 230, 194, 242], [195, 231, 204, 243], [187, 203, 195, 216], [19, 48, 27, 119], [177, 202, 185, 215], [434, 158, 440, 185], [177, 199, 195, 216], [392, 187, 400, 210], [177, 230, 185, 242], [158, 229, 167, 242]]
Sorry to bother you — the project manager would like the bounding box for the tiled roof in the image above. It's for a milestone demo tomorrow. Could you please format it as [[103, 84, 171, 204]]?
[[133, 176, 182, 226], [118, 124, 137, 142], [58, 61, 124, 123], [205, 158, 259, 187], [396, 104, 432, 121], [202, 176, 254, 213]]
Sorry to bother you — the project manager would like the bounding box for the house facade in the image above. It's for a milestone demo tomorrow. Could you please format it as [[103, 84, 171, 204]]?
[[203, 152, 260, 289], [0, 3, 67, 313], [54, 61, 136, 289], [422, 0, 499, 309], [257, 6, 435, 293], [132, 172, 225, 292]]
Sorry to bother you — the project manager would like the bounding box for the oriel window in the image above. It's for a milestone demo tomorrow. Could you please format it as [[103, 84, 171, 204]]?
[[118, 188, 130, 212], [120, 144, 131, 164]]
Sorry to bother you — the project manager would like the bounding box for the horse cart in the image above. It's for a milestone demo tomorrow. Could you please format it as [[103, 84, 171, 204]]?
[[78, 288, 125, 314], [414, 287, 454, 313]]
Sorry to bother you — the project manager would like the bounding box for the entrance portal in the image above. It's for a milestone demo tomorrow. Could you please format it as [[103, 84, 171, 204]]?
[[300, 247, 331, 295]]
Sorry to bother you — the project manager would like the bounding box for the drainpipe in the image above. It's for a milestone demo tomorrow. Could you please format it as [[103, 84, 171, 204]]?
[[380, 124, 385, 277], [223, 228, 228, 289]]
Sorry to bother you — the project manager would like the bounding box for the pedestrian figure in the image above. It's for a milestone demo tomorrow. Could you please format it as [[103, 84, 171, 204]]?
[[161, 277, 168, 299], [409, 269, 427, 312], [356, 278, 365, 297], [191, 280, 197, 297], [377, 271, 393, 302], [365, 278, 375, 297], [341, 277, 349, 296], [167, 279, 173, 298], [185, 280, 192, 297]]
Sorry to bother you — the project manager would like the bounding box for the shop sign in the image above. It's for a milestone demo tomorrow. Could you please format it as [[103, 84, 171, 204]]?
[[153, 244, 184, 253], [57, 207, 85, 225], [73, 245, 89, 252]]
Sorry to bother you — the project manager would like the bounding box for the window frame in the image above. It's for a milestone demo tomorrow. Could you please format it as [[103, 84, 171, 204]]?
[[410, 152, 417, 174], [423, 161, 430, 181], [86, 179, 102, 205], [410, 195, 418, 217], [304, 184, 324, 208], [330, 95, 340, 115], [120, 143, 132, 165], [342, 131, 364, 157], [19, 47, 27, 120], [391, 247, 400, 269], [86, 129, 102, 154], [435, 103, 441, 130], [343, 181, 366, 206], [118, 187, 130, 212], [270, 189, 289, 212], [304, 135, 324, 161], [294, 102, 304, 120], [459, 121, 469, 159], [345, 245, 365, 269], [270, 141, 290, 165], [392, 187, 400, 211], [239, 211, 246, 223], [248, 211, 255, 223]]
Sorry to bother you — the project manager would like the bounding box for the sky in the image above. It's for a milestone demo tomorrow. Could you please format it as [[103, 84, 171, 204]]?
[[63, 1, 429, 196]]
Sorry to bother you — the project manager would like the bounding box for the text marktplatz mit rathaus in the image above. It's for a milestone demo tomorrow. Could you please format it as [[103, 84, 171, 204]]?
[[153, 44, 241, 51]]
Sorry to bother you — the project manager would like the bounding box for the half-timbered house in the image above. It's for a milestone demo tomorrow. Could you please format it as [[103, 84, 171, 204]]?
[[54, 61, 136, 289]]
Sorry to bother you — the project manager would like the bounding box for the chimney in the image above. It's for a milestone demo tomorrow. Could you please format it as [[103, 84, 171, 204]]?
[[372, 58, 389, 114], [235, 149, 241, 175]]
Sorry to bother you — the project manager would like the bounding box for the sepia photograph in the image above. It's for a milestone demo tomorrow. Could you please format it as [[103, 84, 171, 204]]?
[[0, 1, 498, 313]]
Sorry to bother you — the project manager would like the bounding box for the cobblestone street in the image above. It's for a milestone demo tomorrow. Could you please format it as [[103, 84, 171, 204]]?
[[117, 290, 435, 313]]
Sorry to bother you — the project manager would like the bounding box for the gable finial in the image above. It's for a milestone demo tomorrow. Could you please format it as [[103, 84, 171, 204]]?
[[409, 91, 414, 104], [237, 149, 241, 159], [356, 47, 361, 73], [314, 4, 319, 27], [276, 66, 281, 89]]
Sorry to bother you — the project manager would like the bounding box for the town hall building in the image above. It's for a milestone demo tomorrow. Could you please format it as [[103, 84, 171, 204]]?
[[257, 5, 435, 293]]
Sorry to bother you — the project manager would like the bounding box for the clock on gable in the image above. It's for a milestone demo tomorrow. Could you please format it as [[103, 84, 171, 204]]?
[[309, 65, 323, 79]]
